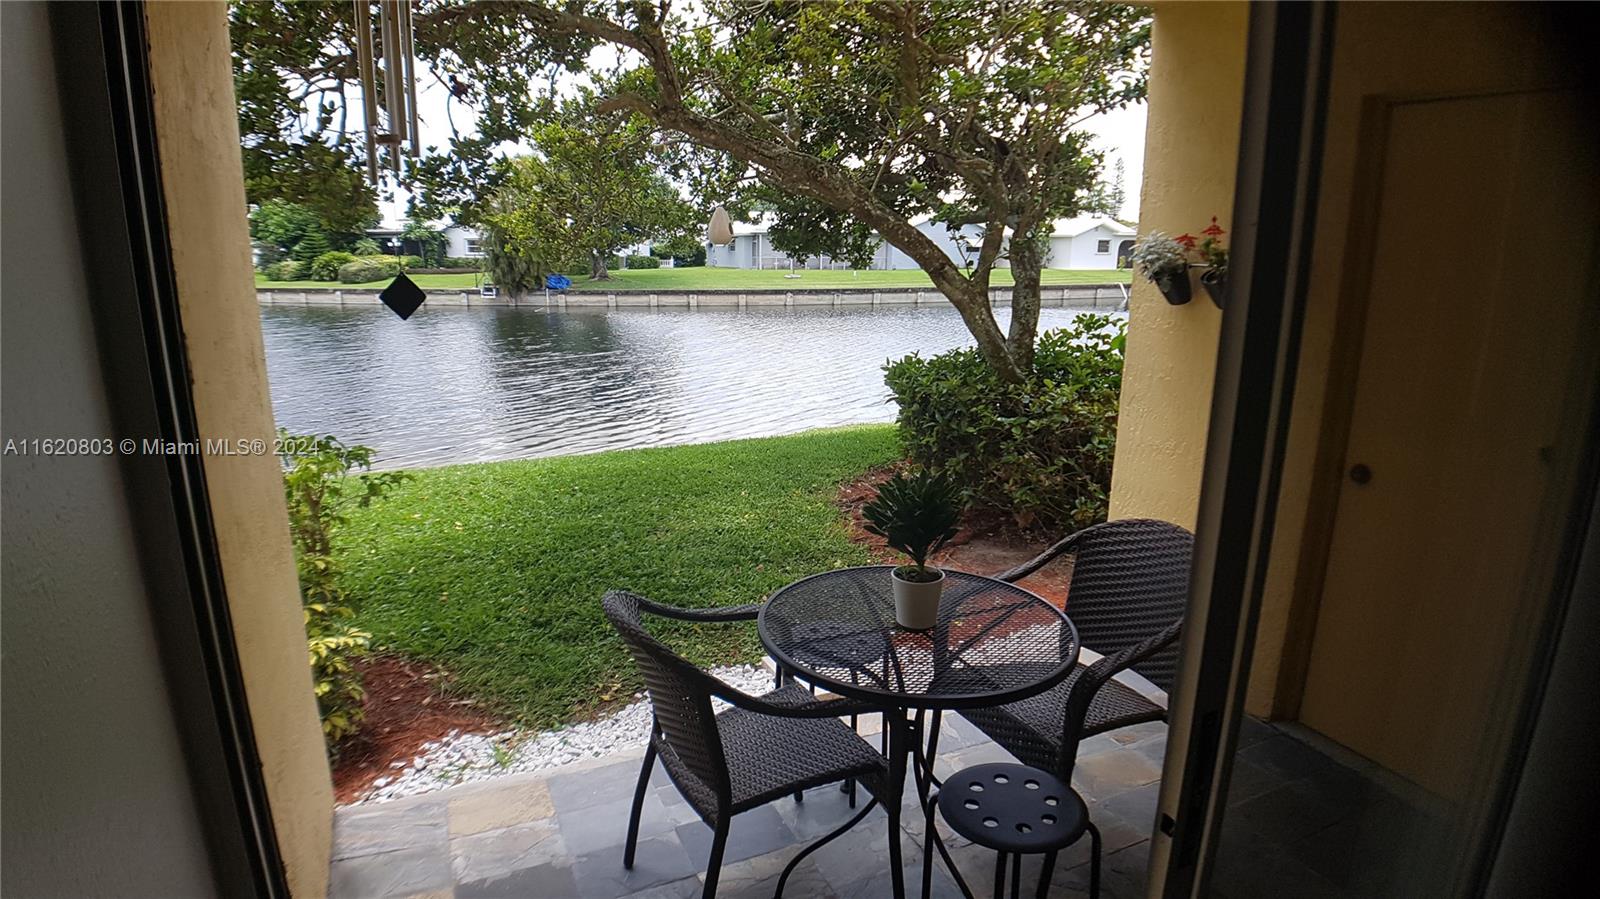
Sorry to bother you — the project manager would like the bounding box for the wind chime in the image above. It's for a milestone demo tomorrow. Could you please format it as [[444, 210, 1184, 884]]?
[[353, 0, 427, 318]]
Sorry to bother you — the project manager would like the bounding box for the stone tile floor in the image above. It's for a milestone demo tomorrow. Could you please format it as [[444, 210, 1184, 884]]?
[[331, 713, 1172, 899], [331, 711, 1425, 899]]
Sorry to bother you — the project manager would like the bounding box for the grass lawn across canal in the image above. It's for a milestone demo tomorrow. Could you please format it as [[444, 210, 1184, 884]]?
[[338, 425, 899, 728], [256, 266, 1132, 292]]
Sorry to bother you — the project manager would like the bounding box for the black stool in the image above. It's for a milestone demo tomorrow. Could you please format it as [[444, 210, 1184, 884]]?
[[922, 763, 1100, 899]]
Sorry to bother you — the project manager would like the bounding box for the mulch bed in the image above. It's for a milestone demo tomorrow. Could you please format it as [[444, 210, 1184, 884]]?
[[331, 655, 508, 804], [836, 465, 1074, 607]]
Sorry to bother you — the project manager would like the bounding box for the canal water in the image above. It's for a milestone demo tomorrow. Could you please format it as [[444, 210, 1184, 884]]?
[[260, 304, 1105, 469]]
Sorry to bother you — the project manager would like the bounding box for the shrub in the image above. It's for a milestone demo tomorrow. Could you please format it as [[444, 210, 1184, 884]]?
[[337, 255, 400, 283], [624, 254, 660, 269], [351, 237, 382, 256], [309, 251, 357, 281], [884, 314, 1125, 531], [291, 229, 333, 264], [441, 256, 483, 269], [278, 430, 408, 750], [262, 259, 304, 282]]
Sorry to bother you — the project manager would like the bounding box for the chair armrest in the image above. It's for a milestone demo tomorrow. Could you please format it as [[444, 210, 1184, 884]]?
[[995, 532, 1083, 583], [1074, 620, 1183, 697], [704, 677, 883, 720], [630, 593, 762, 623]]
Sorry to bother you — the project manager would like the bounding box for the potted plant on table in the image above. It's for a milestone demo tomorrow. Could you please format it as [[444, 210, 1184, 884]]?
[[1129, 231, 1192, 305], [861, 470, 964, 630]]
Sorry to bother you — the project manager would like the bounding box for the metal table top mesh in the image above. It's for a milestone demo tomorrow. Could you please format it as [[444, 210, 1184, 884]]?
[[758, 566, 1080, 710]]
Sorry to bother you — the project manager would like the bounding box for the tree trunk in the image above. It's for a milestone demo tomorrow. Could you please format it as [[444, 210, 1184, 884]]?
[[590, 250, 610, 280], [1006, 229, 1045, 375]]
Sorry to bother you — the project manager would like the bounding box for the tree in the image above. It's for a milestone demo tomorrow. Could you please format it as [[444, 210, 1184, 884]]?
[[515, 0, 1150, 381], [401, 219, 448, 266], [1086, 158, 1128, 218], [249, 198, 322, 257], [229, 1, 1150, 381], [484, 107, 698, 282], [292, 229, 333, 265]]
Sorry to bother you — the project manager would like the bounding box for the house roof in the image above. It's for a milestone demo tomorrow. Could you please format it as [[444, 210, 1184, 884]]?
[[1050, 216, 1136, 238]]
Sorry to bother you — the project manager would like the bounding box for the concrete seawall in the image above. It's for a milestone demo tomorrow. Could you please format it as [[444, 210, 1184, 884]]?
[[257, 283, 1131, 311]]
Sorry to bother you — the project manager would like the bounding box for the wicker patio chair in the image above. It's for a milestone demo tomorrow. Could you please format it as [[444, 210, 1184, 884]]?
[[602, 590, 898, 899], [957, 518, 1192, 782]]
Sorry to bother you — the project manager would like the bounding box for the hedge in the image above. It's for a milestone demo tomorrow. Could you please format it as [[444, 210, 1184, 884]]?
[[883, 315, 1125, 531]]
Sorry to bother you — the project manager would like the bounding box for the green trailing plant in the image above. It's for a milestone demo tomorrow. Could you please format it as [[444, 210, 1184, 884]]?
[[279, 430, 408, 748], [884, 316, 1125, 531], [861, 470, 964, 583]]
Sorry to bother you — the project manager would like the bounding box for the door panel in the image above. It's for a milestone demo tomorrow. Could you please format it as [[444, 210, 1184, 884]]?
[[1298, 89, 1599, 801]]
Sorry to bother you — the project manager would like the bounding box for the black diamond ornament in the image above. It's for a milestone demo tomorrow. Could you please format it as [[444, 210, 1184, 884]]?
[[379, 272, 426, 320]]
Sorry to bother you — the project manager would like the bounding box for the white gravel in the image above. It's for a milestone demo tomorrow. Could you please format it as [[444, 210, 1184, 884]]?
[[353, 664, 775, 805]]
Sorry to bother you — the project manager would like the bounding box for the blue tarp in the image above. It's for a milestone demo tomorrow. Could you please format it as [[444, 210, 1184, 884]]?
[[545, 273, 572, 290]]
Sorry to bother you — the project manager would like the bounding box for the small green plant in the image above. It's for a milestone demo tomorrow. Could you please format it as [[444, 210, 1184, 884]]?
[[861, 470, 963, 583], [1196, 217, 1228, 277], [279, 430, 408, 748]]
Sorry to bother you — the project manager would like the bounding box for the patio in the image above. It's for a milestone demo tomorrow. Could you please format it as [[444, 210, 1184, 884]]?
[[328, 708, 1410, 899]]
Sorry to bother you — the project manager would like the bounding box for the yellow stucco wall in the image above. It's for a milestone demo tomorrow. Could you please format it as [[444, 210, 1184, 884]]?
[[144, 3, 333, 896], [1106, 1, 1249, 529]]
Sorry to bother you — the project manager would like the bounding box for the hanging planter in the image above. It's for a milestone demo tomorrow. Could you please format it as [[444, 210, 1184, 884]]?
[[1130, 232, 1192, 306], [1155, 270, 1193, 305], [1200, 268, 1227, 308]]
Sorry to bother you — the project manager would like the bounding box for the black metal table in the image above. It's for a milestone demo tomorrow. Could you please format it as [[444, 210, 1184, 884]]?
[[758, 566, 1080, 899]]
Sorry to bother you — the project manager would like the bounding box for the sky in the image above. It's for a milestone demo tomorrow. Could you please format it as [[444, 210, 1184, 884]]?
[[367, 59, 1148, 229]]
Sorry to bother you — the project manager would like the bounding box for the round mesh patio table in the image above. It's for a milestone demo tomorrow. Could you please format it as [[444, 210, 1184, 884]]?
[[758, 566, 1080, 711]]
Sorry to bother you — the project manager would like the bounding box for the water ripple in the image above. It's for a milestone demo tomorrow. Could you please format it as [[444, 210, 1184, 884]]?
[[259, 304, 1109, 470]]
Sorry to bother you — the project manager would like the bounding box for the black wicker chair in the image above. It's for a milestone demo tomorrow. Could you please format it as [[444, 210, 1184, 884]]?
[[956, 518, 1192, 782], [602, 590, 897, 899]]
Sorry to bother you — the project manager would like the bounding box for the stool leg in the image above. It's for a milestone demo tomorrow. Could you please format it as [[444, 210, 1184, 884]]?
[[922, 793, 936, 899], [1035, 850, 1057, 899], [1010, 852, 1021, 899], [1087, 821, 1103, 899], [993, 852, 1007, 899]]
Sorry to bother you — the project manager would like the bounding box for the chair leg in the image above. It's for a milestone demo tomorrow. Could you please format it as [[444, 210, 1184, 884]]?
[[701, 817, 730, 899], [1035, 850, 1057, 899], [776, 797, 878, 898], [623, 740, 658, 869], [1087, 820, 1102, 899]]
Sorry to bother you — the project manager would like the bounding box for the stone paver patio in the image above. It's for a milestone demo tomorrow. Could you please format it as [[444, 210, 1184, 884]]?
[[330, 713, 1176, 899]]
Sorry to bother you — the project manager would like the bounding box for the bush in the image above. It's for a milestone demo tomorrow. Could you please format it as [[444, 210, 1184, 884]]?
[[624, 254, 660, 269], [309, 251, 357, 281], [884, 315, 1125, 531], [278, 431, 408, 750], [351, 238, 382, 256], [337, 255, 400, 283], [442, 256, 483, 269], [262, 259, 304, 282]]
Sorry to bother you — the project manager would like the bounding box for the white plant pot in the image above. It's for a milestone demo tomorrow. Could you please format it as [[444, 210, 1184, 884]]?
[[892, 566, 945, 630]]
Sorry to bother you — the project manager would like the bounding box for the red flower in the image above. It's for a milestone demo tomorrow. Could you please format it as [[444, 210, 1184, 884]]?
[[1202, 216, 1225, 237], [1175, 233, 1197, 248]]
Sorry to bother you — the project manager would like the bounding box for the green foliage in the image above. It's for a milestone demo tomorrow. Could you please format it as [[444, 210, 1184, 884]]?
[[484, 102, 699, 279], [291, 228, 333, 264], [652, 234, 706, 267], [278, 431, 408, 748], [351, 238, 382, 256], [861, 471, 963, 577], [441, 256, 484, 270], [262, 259, 304, 282], [1130, 232, 1187, 282], [309, 251, 357, 281], [624, 254, 660, 270], [335, 255, 418, 283], [402, 220, 449, 266], [337, 426, 898, 726], [250, 199, 321, 256], [482, 223, 546, 294], [885, 315, 1126, 531]]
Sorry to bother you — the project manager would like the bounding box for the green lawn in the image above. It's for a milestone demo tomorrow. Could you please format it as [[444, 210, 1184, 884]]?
[[256, 266, 1131, 292], [338, 425, 899, 727]]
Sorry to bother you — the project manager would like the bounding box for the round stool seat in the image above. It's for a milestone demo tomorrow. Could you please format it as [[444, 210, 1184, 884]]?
[[936, 763, 1088, 855]]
